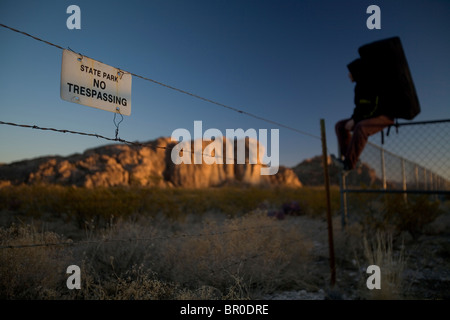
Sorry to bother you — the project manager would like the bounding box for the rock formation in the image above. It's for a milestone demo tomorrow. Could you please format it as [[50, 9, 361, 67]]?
[[0, 137, 302, 188], [293, 154, 381, 187]]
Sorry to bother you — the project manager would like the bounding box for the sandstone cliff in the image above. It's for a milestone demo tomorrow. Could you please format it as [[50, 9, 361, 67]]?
[[0, 137, 302, 188]]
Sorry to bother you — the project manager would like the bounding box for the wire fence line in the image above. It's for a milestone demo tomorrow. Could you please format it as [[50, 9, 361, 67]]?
[[0, 118, 318, 277], [1, 231, 304, 285], [339, 119, 450, 226], [4, 22, 447, 196], [0, 223, 280, 250], [0, 23, 321, 140], [358, 119, 450, 189], [0, 120, 263, 165]]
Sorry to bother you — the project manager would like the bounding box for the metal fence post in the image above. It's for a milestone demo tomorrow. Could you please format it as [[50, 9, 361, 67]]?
[[429, 173, 432, 191], [381, 148, 387, 190], [414, 165, 419, 189], [430, 173, 435, 200], [402, 158, 407, 203], [424, 169, 427, 190], [337, 135, 348, 229], [339, 172, 348, 228], [320, 119, 336, 287]]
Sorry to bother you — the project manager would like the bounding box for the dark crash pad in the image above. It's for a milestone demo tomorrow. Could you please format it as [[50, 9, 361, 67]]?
[[357, 36, 421, 120]]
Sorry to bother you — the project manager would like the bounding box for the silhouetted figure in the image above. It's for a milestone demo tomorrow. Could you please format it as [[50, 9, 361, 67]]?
[[335, 58, 394, 170], [335, 37, 420, 171]]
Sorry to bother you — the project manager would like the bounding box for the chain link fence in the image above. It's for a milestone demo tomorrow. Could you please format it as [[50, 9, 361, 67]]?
[[339, 119, 450, 226]]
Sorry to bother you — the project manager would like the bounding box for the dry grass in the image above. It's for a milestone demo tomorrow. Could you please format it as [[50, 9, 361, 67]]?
[[360, 231, 406, 299], [0, 210, 314, 300], [153, 212, 314, 297], [0, 185, 445, 300], [0, 184, 340, 225], [0, 224, 72, 299]]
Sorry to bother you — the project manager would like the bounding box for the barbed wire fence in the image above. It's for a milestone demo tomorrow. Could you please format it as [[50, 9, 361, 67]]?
[[339, 119, 450, 227], [0, 224, 282, 250], [0, 22, 339, 292], [1, 22, 449, 296], [0, 23, 321, 141]]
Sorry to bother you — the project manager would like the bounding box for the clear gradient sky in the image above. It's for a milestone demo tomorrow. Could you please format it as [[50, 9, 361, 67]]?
[[0, 0, 449, 167]]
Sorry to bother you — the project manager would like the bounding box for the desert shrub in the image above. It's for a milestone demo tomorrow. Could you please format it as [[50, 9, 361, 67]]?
[[384, 195, 443, 239], [150, 212, 314, 297], [282, 200, 304, 216], [74, 217, 160, 280], [359, 194, 443, 239], [0, 185, 341, 299], [0, 224, 72, 299], [71, 263, 188, 300], [64, 212, 315, 299], [360, 231, 406, 299], [332, 223, 408, 300]]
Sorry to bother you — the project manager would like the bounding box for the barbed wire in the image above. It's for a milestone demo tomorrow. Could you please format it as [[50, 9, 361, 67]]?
[[0, 120, 264, 164], [0, 23, 321, 140], [1, 226, 305, 285], [0, 22, 329, 285], [0, 23, 65, 50], [0, 223, 281, 250]]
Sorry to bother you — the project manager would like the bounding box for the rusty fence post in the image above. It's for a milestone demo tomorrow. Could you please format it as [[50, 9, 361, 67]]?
[[320, 119, 336, 287]]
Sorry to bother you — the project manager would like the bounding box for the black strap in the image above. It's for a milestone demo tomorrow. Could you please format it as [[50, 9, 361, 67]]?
[[385, 118, 399, 140]]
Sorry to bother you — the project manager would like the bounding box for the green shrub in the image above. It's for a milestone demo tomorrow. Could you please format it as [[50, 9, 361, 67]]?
[[360, 194, 443, 239]]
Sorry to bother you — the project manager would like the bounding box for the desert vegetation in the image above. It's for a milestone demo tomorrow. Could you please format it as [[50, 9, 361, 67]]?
[[0, 185, 448, 300]]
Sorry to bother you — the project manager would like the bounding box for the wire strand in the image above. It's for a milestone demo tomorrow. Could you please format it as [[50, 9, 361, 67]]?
[[0, 224, 279, 250], [0, 120, 271, 165], [0, 23, 321, 140], [0, 23, 65, 50]]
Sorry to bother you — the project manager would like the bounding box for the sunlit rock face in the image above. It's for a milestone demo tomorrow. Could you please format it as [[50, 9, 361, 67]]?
[[0, 137, 302, 188]]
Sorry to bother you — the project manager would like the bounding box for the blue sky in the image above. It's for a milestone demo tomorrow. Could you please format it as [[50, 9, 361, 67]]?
[[0, 0, 449, 167]]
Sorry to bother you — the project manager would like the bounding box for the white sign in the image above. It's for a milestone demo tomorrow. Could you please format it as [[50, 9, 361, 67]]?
[[60, 49, 132, 116]]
